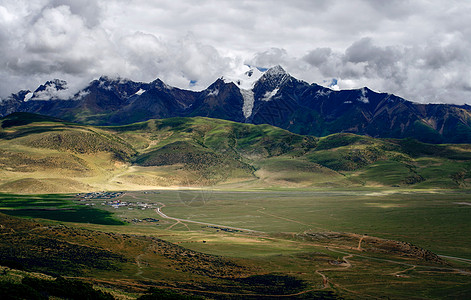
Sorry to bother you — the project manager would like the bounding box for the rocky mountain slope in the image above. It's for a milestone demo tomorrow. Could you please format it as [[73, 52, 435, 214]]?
[[1, 66, 471, 143]]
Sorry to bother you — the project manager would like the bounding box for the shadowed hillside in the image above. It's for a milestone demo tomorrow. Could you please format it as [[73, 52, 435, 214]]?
[[0, 212, 347, 299], [0, 113, 470, 192]]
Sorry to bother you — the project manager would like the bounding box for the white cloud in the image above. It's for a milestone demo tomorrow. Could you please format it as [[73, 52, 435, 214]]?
[[0, 0, 470, 104]]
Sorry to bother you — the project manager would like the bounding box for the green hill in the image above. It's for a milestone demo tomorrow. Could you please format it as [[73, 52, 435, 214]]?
[[110, 117, 343, 188], [0, 113, 470, 193], [307, 134, 471, 188]]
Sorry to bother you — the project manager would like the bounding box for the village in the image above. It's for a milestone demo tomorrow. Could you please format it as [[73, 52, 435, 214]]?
[[75, 191, 161, 224], [75, 191, 125, 200], [101, 199, 156, 210]]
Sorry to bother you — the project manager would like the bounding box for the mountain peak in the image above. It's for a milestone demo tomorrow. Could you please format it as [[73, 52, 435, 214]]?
[[36, 79, 68, 91], [221, 66, 264, 90], [30, 79, 68, 101], [259, 65, 289, 83], [96, 75, 133, 86], [151, 78, 171, 90], [7, 90, 31, 102], [265, 65, 287, 77], [255, 65, 291, 93]]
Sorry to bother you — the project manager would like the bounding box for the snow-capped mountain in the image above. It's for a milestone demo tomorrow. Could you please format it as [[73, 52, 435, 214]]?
[[1, 66, 471, 143], [222, 66, 264, 90], [29, 79, 68, 101]]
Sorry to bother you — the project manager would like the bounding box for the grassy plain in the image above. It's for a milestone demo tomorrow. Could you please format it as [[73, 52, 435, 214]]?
[[72, 188, 471, 299], [1, 189, 471, 299], [98, 189, 471, 259]]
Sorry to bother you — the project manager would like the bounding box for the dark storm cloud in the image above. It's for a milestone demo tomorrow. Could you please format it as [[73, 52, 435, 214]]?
[[300, 33, 471, 103], [303, 48, 332, 67], [0, 0, 470, 104], [343, 38, 404, 83]]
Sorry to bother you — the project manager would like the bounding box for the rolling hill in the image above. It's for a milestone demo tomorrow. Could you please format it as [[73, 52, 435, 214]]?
[[0, 112, 470, 193]]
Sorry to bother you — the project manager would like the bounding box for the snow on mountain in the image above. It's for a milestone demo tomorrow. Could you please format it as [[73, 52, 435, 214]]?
[[30, 79, 69, 101], [240, 88, 255, 118], [261, 88, 279, 102], [221, 66, 265, 119], [222, 65, 291, 118], [256, 65, 290, 91], [207, 88, 219, 97], [264, 65, 288, 78], [135, 88, 146, 96], [24, 92, 34, 101], [358, 87, 369, 103], [222, 66, 264, 90]]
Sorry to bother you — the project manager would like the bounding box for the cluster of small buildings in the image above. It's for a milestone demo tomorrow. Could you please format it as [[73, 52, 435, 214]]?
[[102, 200, 156, 210], [75, 191, 160, 225], [76, 191, 124, 200]]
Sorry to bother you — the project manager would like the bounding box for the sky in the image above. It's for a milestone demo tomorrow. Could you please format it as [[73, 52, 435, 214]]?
[[1, 0, 471, 104]]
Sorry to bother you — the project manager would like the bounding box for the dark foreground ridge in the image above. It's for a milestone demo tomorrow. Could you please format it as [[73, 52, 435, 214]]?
[[0, 213, 345, 299]]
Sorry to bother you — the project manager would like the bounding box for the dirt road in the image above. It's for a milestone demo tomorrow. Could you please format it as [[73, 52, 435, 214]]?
[[155, 204, 263, 234]]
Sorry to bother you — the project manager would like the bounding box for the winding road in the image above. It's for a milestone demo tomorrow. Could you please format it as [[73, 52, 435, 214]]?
[[154, 200, 471, 267], [128, 193, 471, 294]]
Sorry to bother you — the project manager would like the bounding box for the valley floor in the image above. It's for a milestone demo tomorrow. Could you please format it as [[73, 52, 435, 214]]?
[[1, 188, 470, 299]]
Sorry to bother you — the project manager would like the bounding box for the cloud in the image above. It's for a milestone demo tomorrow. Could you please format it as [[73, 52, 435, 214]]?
[[248, 48, 290, 69], [0, 1, 125, 97], [299, 35, 471, 103], [303, 48, 332, 67], [0, 0, 470, 104], [118, 32, 230, 90], [49, 0, 102, 27]]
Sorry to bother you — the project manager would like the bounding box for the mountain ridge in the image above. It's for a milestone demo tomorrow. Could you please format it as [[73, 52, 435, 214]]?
[[1, 66, 471, 143]]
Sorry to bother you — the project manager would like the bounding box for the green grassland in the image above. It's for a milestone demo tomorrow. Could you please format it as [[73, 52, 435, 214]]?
[[1, 112, 471, 192], [1, 189, 470, 299], [0, 193, 123, 225], [1, 113, 471, 298], [85, 189, 471, 299], [106, 190, 471, 259]]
